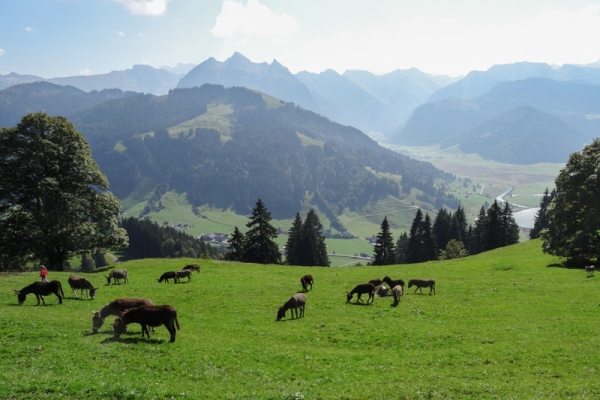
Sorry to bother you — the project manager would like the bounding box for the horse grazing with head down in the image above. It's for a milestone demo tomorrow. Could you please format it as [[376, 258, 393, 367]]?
[[68, 276, 98, 299], [14, 281, 65, 305], [106, 269, 128, 285], [300, 274, 313, 291], [113, 305, 181, 343], [346, 283, 376, 304], [277, 293, 307, 321], [183, 264, 200, 274], [92, 298, 154, 333]]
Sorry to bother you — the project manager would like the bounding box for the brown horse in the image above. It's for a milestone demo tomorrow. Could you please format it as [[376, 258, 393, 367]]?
[[300, 274, 314, 291], [346, 283, 376, 304], [92, 298, 155, 333], [14, 281, 65, 305], [183, 264, 200, 274], [277, 293, 307, 321], [68, 276, 98, 299], [113, 305, 181, 343]]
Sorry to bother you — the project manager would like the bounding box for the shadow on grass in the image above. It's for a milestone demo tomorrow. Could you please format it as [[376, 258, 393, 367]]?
[[103, 337, 166, 345], [347, 301, 373, 306], [390, 302, 400, 308]]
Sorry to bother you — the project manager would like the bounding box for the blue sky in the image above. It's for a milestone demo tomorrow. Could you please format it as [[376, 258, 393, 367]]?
[[2, 0, 600, 78]]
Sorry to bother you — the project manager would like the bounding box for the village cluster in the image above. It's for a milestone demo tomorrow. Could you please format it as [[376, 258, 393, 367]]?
[[13, 265, 437, 343]]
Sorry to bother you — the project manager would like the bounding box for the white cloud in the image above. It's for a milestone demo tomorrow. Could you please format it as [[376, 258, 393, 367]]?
[[117, 31, 125, 37], [25, 27, 35, 32], [114, 0, 170, 16], [79, 68, 91, 76], [211, 0, 298, 40], [0, 49, 4, 56]]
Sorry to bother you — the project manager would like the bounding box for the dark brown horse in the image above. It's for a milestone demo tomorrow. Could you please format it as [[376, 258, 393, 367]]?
[[14, 281, 65, 305], [408, 279, 436, 295], [68, 276, 98, 299], [157, 271, 178, 283], [346, 283, 376, 304], [92, 298, 155, 333], [113, 305, 180, 343], [300, 274, 314, 291], [183, 264, 200, 274], [106, 269, 128, 285], [383, 276, 405, 290]]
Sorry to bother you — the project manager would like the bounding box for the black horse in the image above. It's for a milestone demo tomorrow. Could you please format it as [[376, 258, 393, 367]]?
[[14, 280, 65, 305]]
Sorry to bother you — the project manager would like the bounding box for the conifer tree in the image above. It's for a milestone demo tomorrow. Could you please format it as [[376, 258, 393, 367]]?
[[285, 213, 303, 265], [529, 188, 555, 239], [244, 199, 281, 264], [227, 226, 246, 261], [483, 200, 504, 251], [450, 206, 468, 243], [500, 201, 520, 247], [396, 232, 409, 264], [373, 216, 396, 266], [469, 206, 487, 255], [433, 208, 452, 252], [406, 209, 424, 263], [299, 209, 329, 266], [421, 213, 438, 261]]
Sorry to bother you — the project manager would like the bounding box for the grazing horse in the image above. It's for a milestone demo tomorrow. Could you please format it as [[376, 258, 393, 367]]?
[[157, 271, 178, 283], [113, 305, 180, 343], [392, 285, 403, 305], [92, 298, 154, 333], [175, 269, 192, 283], [14, 281, 64, 305], [277, 293, 307, 321], [383, 276, 405, 290], [585, 265, 595, 278], [368, 278, 383, 287], [300, 274, 314, 291], [68, 276, 98, 299], [183, 264, 200, 274], [346, 283, 376, 304], [106, 269, 128, 285], [408, 279, 436, 295]]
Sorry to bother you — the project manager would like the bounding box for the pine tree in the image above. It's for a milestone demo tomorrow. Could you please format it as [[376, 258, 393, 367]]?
[[469, 206, 487, 255], [529, 188, 555, 239], [373, 216, 396, 266], [285, 213, 303, 265], [396, 232, 409, 264], [227, 226, 246, 261], [483, 200, 503, 251], [299, 209, 329, 266], [421, 213, 438, 261], [244, 199, 281, 264], [500, 201, 520, 247], [450, 206, 468, 243], [433, 208, 452, 252], [406, 209, 424, 263]]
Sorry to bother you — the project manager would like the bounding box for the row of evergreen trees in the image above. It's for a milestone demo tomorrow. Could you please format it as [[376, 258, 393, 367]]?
[[373, 200, 520, 265], [227, 199, 330, 266]]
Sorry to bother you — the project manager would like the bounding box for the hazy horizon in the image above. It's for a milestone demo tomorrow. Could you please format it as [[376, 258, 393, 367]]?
[[2, 0, 600, 78]]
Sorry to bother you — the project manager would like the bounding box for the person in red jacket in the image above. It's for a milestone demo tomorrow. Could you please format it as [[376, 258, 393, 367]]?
[[40, 265, 49, 283]]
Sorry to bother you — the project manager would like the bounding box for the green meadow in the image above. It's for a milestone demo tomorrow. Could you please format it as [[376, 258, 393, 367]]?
[[2, 240, 599, 399]]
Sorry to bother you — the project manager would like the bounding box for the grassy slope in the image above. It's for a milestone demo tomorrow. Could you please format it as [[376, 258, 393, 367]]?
[[2, 240, 599, 399]]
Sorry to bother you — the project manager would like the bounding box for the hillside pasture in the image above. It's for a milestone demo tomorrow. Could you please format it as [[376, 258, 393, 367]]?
[[1, 240, 599, 399]]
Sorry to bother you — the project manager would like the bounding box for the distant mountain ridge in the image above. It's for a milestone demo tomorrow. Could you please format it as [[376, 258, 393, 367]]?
[[394, 77, 600, 163], [1, 52, 454, 136]]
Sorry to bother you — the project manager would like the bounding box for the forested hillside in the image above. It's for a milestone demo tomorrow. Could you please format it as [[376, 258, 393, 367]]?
[[0, 82, 458, 232]]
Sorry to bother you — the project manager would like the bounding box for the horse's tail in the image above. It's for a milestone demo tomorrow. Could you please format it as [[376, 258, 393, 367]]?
[[175, 315, 181, 331]]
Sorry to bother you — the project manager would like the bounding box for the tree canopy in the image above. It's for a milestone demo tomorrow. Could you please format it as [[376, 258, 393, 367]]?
[[373, 216, 396, 266], [542, 139, 600, 264], [243, 199, 281, 264], [0, 113, 127, 270]]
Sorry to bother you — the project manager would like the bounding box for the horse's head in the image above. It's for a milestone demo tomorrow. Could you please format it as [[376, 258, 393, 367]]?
[[14, 290, 26, 305], [112, 317, 126, 338], [346, 292, 352, 303], [276, 306, 286, 321], [90, 287, 98, 300]]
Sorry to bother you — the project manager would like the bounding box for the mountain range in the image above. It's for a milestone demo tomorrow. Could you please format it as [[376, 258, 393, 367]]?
[[0, 82, 457, 231], [3, 55, 600, 165]]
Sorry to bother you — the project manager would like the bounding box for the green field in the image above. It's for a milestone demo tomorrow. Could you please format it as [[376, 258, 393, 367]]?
[[2, 240, 600, 399]]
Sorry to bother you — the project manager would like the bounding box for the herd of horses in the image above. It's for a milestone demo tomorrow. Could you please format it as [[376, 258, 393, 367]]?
[[34, 260, 600, 339], [13, 263, 201, 343]]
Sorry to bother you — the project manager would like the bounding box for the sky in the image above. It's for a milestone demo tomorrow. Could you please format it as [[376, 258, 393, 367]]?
[[2, 0, 600, 78]]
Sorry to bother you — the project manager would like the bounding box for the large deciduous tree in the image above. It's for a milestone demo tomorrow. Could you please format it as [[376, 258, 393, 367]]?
[[543, 139, 600, 264], [0, 113, 128, 270]]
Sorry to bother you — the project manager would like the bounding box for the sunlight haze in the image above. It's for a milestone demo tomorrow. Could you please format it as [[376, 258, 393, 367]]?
[[1, 0, 599, 77]]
